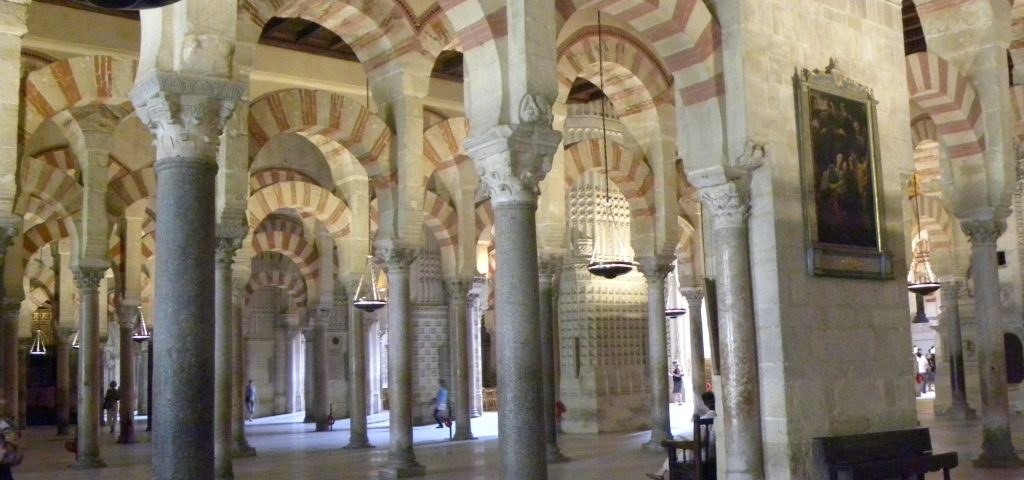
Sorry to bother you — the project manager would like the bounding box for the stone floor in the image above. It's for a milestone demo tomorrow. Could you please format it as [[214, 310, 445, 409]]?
[[7, 397, 1024, 479]]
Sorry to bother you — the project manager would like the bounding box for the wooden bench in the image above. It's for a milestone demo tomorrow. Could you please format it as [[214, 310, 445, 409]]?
[[817, 428, 957, 480], [661, 414, 715, 480]]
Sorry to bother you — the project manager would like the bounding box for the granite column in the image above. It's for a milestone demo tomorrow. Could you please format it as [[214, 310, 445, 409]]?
[[55, 328, 72, 435], [312, 308, 329, 431], [215, 236, 242, 479], [445, 277, 475, 441], [231, 290, 255, 456], [938, 278, 974, 420], [116, 305, 137, 444], [680, 288, 707, 414], [639, 258, 672, 450], [537, 258, 566, 461], [343, 285, 372, 449], [1, 299, 18, 423], [961, 218, 1021, 467], [73, 265, 106, 469]]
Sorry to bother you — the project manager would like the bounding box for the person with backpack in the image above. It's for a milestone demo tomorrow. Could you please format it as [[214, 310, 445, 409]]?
[[103, 381, 120, 433]]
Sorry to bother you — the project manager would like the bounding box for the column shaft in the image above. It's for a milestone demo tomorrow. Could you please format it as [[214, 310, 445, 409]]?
[[56, 332, 71, 435], [681, 289, 707, 414], [2, 302, 17, 423], [494, 203, 546, 480], [117, 318, 136, 444], [344, 300, 372, 449], [537, 262, 565, 461], [939, 280, 973, 419], [382, 248, 424, 478], [232, 296, 255, 456], [446, 278, 475, 441], [640, 260, 672, 450], [701, 182, 764, 479], [73, 267, 106, 469], [215, 238, 241, 479], [962, 219, 1021, 467], [312, 316, 329, 431]]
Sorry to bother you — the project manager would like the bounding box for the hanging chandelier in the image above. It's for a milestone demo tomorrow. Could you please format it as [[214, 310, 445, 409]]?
[[71, 0, 183, 10], [71, 330, 80, 350], [29, 329, 47, 356], [353, 208, 388, 312], [906, 174, 940, 296], [587, 11, 634, 280], [132, 306, 151, 342]]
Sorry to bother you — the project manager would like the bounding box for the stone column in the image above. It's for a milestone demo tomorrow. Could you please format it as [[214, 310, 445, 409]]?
[[136, 341, 148, 416], [1, 299, 18, 422], [56, 327, 73, 435], [380, 247, 425, 478], [116, 305, 137, 444], [214, 236, 242, 480], [445, 277, 475, 441], [0, 1, 28, 246], [961, 219, 1022, 468], [464, 118, 561, 480], [536, 259, 566, 462], [938, 279, 975, 420], [343, 287, 372, 449], [231, 294, 256, 456], [680, 288, 707, 415], [699, 181, 764, 479], [73, 265, 106, 469], [273, 326, 289, 413], [130, 73, 243, 480], [639, 257, 673, 450], [312, 307, 329, 431]]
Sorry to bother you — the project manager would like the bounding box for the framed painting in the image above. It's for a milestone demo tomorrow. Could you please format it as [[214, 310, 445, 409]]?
[[793, 59, 893, 280]]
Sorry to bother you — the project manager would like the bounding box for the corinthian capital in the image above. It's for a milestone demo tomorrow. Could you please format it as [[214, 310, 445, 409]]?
[[679, 287, 704, 305], [637, 256, 673, 282], [379, 247, 418, 272], [444, 277, 473, 303], [72, 265, 107, 291], [699, 182, 750, 229], [464, 122, 562, 206], [215, 236, 244, 267], [960, 218, 1004, 246], [130, 72, 245, 162], [537, 255, 562, 280]]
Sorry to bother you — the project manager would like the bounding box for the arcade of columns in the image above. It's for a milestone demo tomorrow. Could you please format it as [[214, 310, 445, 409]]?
[[1, 1, 1024, 479]]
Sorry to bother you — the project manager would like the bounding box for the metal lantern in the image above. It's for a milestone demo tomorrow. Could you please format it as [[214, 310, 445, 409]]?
[[132, 307, 151, 342], [353, 255, 387, 312], [29, 329, 47, 356], [72, 0, 183, 10], [71, 330, 80, 350], [906, 174, 940, 297]]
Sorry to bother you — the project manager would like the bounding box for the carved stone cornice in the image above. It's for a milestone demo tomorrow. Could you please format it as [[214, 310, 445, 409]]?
[[637, 257, 673, 282], [699, 181, 750, 229], [464, 117, 563, 206], [379, 247, 418, 272], [444, 277, 473, 304], [130, 71, 245, 163], [215, 236, 244, 268], [960, 218, 1005, 246], [72, 265, 107, 291]]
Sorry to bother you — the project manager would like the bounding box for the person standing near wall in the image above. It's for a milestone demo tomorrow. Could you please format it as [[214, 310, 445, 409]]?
[[245, 380, 257, 421], [102, 381, 119, 433], [670, 361, 684, 406]]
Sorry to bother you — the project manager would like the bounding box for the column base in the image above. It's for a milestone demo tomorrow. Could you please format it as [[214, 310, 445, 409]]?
[[452, 432, 476, 441], [73, 457, 107, 469], [379, 463, 426, 478], [232, 441, 257, 458], [314, 421, 331, 432], [938, 402, 977, 420], [343, 441, 375, 450], [973, 452, 1024, 469], [546, 445, 570, 463], [302, 413, 315, 423], [117, 422, 136, 444], [215, 466, 234, 480]]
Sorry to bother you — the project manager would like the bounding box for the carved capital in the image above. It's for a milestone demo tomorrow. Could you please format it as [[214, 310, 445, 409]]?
[[699, 182, 750, 229], [518, 93, 554, 125], [464, 122, 562, 206], [444, 277, 473, 304], [960, 218, 1004, 246], [379, 247, 418, 272], [130, 72, 245, 162], [313, 306, 331, 327], [538, 255, 562, 280], [637, 257, 673, 282], [117, 304, 140, 330], [215, 236, 244, 267], [679, 287, 705, 306], [72, 265, 107, 291]]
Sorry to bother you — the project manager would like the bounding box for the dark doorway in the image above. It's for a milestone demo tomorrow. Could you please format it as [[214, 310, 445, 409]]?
[[1006, 333, 1024, 384]]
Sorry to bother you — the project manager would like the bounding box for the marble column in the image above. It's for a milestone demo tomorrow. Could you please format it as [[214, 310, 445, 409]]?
[[130, 73, 243, 480], [343, 289, 373, 449], [55, 328, 73, 435], [215, 236, 242, 479], [938, 279, 975, 420], [700, 181, 764, 479], [445, 277, 475, 442], [380, 247, 425, 478], [312, 308, 329, 431], [136, 341, 148, 416], [116, 305, 137, 444], [680, 288, 707, 415], [1, 299, 18, 422], [273, 326, 289, 413], [73, 265, 106, 469], [961, 219, 1022, 468], [639, 257, 673, 451], [231, 295, 256, 457], [537, 259, 566, 462], [464, 119, 561, 480]]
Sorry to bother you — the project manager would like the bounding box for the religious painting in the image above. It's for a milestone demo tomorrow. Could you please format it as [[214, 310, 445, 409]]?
[[794, 59, 893, 279]]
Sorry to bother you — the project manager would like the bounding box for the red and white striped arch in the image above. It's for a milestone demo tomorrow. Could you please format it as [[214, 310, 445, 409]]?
[[22, 56, 137, 140], [107, 167, 155, 217], [475, 199, 494, 244], [21, 216, 77, 264], [14, 158, 81, 223], [252, 215, 321, 284], [25, 253, 56, 307], [239, 0, 419, 71], [418, 7, 461, 60], [249, 168, 318, 193], [245, 269, 308, 309], [423, 117, 475, 194], [247, 181, 352, 237], [911, 115, 939, 148], [905, 53, 986, 190], [917, 195, 955, 254], [35, 148, 78, 179], [249, 88, 393, 178], [564, 138, 654, 217], [422, 190, 459, 275]]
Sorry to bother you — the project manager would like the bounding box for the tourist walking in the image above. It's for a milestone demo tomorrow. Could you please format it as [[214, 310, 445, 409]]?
[[102, 381, 119, 433], [670, 361, 684, 406]]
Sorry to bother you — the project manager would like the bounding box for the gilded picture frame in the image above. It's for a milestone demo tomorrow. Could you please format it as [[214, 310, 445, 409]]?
[[794, 59, 893, 280]]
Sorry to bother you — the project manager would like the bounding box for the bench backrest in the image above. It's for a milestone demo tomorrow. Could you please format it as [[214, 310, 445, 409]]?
[[818, 428, 933, 465]]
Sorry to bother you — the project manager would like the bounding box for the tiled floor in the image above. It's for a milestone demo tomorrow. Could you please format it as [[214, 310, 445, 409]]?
[[7, 398, 1024, 479]]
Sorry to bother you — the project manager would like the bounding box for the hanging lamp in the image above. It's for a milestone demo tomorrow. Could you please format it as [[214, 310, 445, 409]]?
[[132, 306, 151, 342], [353, 209, 388, 312], [71, 330, 80, 350], [587, 11, 634, 280], [906, 174, 940, 296], [71, 0, 183, 10], [29, 329, 47, 356]]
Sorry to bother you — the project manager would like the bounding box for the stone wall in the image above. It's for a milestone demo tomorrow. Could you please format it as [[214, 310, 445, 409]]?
[[725, 1, 918, 477]]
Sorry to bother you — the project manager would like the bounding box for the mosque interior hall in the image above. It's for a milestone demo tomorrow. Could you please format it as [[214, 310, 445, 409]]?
[[2, 0, 1024, 479]]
